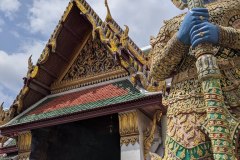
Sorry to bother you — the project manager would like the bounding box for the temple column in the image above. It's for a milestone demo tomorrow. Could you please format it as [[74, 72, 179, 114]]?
[[17, 131, 32, 160], [159, 115, 167, 157], [119, 109, 163, 160]]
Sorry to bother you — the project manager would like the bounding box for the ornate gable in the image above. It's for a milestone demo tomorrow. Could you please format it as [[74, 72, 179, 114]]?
[[51, 37, 127, 93]]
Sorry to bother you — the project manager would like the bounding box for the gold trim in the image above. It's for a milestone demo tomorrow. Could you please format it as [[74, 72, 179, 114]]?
[[105, 0, 113, 22], [75, 0, 98, 39], [119, 111, 139, 146], [18, 131, 32, 160], [51, 68, 127, 92], [38, 47, 50, 64], [16, 86, 29, 114], [27, 55, 35, 79], [75, 0, 88, 14], [30, 66, 39, 78], [62, 2, 74, 22]]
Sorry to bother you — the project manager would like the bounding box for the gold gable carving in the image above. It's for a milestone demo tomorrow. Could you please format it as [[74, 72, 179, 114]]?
[[63, 37, 117, 80], [51, 37, 127, 93]]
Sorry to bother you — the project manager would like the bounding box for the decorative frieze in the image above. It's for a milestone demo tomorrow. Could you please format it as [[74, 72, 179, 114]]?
[[119, 111, 139, 146]]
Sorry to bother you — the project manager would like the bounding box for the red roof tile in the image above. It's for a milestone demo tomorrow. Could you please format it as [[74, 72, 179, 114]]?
[[29, 84, 128, 115]]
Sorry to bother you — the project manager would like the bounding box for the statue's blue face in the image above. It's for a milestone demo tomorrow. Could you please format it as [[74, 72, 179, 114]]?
[[172, 0, 216, 10]]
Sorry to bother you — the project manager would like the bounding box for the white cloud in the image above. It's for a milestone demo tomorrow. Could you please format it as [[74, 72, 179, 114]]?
[[10, 30, 20, 38], [0, 40, 45, 108], [27, 0, 69, 36], [88, 0, 185, 47], [0, 0, 21, 18], [26, 0, 184, 46], [19, 39, 46, 62]]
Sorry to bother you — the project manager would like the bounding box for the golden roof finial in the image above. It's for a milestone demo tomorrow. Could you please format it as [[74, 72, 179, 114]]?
[[123, 25, 129, 37], [105, 0, 113, 22], [28, 55, 33, 71], [0, 102, 3, 109]]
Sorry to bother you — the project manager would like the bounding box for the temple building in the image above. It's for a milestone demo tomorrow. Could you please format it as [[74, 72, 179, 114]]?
[[0, 0, 167, 159], [1, 0, 240, 159]]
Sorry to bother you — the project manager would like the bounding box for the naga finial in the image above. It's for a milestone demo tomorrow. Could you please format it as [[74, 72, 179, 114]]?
[[26, 55, 35, 80], [123, 25, 129, 37], [0, 102, 4, 109], [105, 0, 113, 22], [28, 55, 33, 71]]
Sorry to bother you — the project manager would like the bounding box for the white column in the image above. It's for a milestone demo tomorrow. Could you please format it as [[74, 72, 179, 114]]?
[[119, 110, 162, 160]]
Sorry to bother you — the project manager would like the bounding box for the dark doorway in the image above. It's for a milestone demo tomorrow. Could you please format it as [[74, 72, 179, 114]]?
[[30, 114, 120, 160]]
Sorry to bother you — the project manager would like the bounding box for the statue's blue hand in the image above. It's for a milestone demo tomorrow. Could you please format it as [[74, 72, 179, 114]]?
[[190, 22, 219, 48], [177, 8, 209, 45]]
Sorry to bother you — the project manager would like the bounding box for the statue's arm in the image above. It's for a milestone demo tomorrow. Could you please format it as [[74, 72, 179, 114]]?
[[218, 26, 240, 50], [149, 33, 189, 81], [149, 9, 209, 81]]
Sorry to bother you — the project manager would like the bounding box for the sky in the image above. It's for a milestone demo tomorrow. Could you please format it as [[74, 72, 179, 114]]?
[[0, 0, 185, 109]]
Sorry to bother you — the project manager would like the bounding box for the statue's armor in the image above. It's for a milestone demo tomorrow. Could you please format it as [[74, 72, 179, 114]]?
[[150, 0, 240, 159]]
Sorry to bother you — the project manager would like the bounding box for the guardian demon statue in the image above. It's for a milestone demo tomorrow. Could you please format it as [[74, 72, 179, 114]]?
[[149, 0, 240, 159]]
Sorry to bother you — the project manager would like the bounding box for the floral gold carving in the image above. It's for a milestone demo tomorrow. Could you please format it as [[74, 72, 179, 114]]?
[[62, 37, 116, 81], [119, 111, 139, 146], [18, 131, 32, 160]]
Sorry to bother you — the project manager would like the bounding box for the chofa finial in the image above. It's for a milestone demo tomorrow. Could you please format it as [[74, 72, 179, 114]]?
[[0, 102, 4, 109], [28, 55, 33, 71], [105, 0, 113, 22], [123, 25, 129, 36]]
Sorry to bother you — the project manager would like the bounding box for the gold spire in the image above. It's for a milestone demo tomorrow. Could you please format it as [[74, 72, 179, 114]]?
[[105, 0, 113, 22]]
